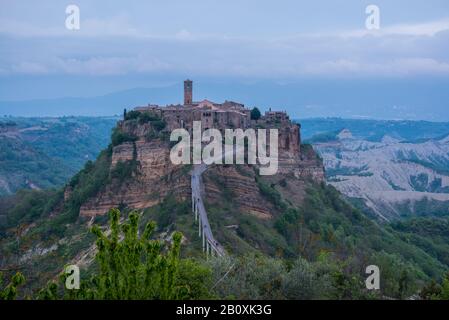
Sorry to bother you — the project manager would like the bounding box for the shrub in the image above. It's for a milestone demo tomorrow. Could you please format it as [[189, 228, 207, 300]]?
[[257, 179, 287, 210], [124, 110, 140, 121], [37, 209, 213, 300], [138, 112, 160, 125], [111, 160, 135, 182], [251, 107, 261, 120], [152, 119, 166, 131], [111, 128, 137, 146], [0, 272, 25, 300]]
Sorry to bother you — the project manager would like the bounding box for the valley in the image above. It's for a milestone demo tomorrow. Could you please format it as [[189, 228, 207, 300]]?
[[0, 117, 118, 196]]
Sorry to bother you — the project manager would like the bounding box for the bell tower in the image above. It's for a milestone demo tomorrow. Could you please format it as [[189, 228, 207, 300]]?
[[184, 79, 193, 105]]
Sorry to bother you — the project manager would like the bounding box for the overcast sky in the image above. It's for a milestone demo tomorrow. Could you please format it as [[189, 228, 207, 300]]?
[[0, 0, 448, 119]]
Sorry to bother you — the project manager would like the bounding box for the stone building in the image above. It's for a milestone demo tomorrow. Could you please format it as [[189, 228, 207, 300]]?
[[78, 81, 323, 217], [132, 80, 307, 171]]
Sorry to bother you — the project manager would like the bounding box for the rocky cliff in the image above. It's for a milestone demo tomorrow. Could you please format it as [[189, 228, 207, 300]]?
[[76, 114, 324, 219], [79, 120, 191, 217]]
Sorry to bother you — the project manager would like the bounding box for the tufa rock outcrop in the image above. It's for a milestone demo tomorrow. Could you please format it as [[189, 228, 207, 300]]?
[[76, 80, 324, 217]]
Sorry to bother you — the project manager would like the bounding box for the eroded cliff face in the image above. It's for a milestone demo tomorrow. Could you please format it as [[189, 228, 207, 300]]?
[[203, 165, 275, 219], [79, 120, 190, 217], [294, 144, 326, 182], [79, 145, 190, 217], [77, 118, 324, 218], [276, 126, 325, 181]]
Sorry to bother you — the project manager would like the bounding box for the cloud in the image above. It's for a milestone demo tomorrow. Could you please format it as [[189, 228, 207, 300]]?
[[0, 18, 61, 37], [340, 19, 449, 38], [7, 56, 173, 76], [301, 58, 449, 76], [175, 29, 193, 40], [10, 61, 50, 74], [0, 15, 151, 38], [1, 15, 449, 78]]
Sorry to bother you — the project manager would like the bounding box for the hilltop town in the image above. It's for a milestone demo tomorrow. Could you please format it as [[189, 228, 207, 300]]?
[[134, 80, 300, 155], [77, 80, 324, 217]]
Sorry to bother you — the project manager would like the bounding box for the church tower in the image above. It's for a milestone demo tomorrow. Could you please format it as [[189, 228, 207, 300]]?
[[184, 79, 193, 105]]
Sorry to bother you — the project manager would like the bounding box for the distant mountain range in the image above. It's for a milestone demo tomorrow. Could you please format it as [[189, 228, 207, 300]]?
[[1, 79, 449, 120], [0, 87, 179, 117]]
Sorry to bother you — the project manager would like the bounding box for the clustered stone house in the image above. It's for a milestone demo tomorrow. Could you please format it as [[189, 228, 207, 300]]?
[[75, 80, 324, 217], [134, 80, 301, 156]]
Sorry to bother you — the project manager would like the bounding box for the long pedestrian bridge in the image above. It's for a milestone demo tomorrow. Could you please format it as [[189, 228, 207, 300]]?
[[191, 163, 226, 257]]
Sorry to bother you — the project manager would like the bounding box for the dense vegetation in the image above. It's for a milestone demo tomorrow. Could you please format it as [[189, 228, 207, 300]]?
[[3, 208, 448, 300], [123, 110, 166, 131], [1, 209, 211, 300], [0, 135, 69, 194], [35, 209, 211, 300], [111, 127, 137, 146], [0, 117, 118, 196], [390, 217, 449, 266], [0, 272, 25, 300], [0, 144, 113, 243], [203, 165, 449, 298], [261, 181, 448, 297], [114, 111, 167, 145]]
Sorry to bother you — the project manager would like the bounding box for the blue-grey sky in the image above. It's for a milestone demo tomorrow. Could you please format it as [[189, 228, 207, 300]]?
[[0, 0, 448, 120]]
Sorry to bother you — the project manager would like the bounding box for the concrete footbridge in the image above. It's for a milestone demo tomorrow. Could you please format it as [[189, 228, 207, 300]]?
[[190, 144, 246, 257], [191, 163, 226, 257]]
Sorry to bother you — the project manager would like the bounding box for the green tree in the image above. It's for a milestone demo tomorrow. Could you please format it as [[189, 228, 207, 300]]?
[[420, 280, 442, 300], [420, 272, 449, 300], [111, 128, 137, 146], [281, 257, 319, 299], [250, 107, 261, 120], [208, 254, 285, 299], [124, 110, 140, 121], [38, 208, 211, 300], [0, 272, 25, 300], [371, 251, 417, 299], [440, 273, 449, 299]]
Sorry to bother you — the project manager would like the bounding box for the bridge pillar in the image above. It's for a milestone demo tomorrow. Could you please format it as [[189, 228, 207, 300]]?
[[202, 228, 206, 252]]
